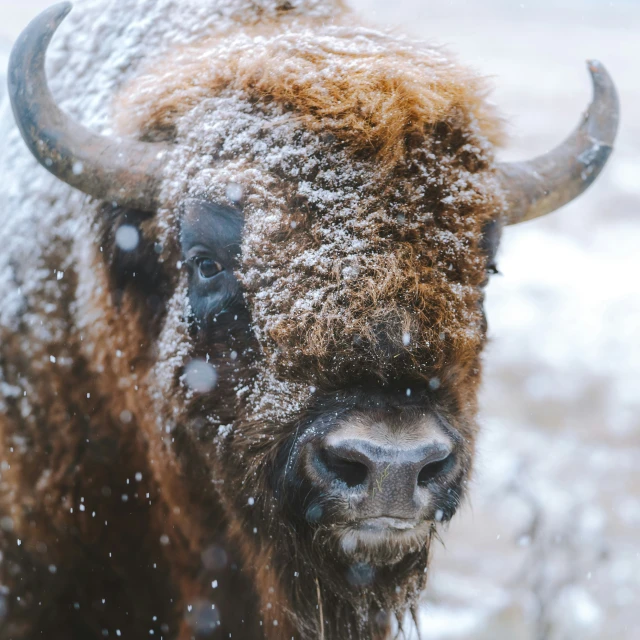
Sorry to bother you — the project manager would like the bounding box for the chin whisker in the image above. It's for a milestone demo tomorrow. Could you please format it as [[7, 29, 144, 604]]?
[[325, 521, 433, 566]]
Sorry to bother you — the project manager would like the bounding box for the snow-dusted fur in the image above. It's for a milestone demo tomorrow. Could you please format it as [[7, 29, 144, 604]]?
[[0, 0, 505, 638]]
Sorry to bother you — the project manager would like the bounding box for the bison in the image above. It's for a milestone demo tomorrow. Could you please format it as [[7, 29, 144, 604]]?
[[0, 0, 618, 638]]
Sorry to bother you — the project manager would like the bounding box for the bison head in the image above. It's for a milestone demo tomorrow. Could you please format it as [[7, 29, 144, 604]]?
[[9, 3, 618, 637]]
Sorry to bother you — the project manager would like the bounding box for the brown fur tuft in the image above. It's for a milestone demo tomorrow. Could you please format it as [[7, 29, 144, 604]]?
[[116, 25, 504, 168]]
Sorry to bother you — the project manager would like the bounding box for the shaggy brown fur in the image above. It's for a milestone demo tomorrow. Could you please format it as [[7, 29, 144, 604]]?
[[0, 2, 507, 639], [117, 23, 504, 394], [117, 25, 503, 162]]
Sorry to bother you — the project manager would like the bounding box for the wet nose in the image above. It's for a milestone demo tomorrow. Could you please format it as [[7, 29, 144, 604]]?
[[307, 436, 454, 517]]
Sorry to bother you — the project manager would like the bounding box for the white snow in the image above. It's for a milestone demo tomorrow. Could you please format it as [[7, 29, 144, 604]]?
[[184, 359, 218, 394], [115, 225, 141, 252]]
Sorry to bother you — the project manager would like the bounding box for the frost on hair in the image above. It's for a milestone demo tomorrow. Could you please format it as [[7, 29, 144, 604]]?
[[118, 23, 505, 402]]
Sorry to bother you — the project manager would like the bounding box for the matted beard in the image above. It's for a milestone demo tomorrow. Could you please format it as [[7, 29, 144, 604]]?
[[304, 520, 433, 592], [291, 524, 433, 639], [331, 520, 435, 567], [307, 519, 435, 571], [266, 518, 433, 640]]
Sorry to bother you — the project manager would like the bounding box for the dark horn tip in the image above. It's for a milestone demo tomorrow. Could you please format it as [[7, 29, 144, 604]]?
[[49, 2, 73, 22], [9, 3, 73, 83], [40, 2, 73, 36], [26, 2, 72, 34], [586, 59, 603, 73], [8, 1, 74, 144], [14, 2, 73, 52], [586, 59, 614, 96], [583, 59, 619, 147]]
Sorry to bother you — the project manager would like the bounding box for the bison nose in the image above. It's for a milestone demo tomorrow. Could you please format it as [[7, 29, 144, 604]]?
[[307, 437, 454, 517]]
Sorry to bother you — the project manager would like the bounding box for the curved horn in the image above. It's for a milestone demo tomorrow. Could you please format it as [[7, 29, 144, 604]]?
[[7, 2, 168, 211], [498, 60, 619, 225]]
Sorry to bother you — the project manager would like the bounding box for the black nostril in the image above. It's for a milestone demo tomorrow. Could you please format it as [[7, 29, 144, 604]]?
[[319, 449, 369, 489], [417, 453, 454, 487]]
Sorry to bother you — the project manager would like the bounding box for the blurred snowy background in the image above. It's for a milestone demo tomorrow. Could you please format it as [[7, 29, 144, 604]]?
[[1, 1, 639, 638]]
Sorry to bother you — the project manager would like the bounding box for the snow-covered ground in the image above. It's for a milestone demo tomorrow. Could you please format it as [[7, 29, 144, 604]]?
[[2, 1, 639, 638]]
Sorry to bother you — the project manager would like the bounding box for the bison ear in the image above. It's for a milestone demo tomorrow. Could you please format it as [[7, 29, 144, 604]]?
[[8, 2, 169, 210], [498, 61, 619, 225], [479, 219, 502, 277], [99, 205, 169, 314]]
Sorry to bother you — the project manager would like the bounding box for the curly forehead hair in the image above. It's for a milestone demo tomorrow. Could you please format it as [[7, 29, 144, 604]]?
[[117, 23, 504, 159], [118, 22, 505, 398]]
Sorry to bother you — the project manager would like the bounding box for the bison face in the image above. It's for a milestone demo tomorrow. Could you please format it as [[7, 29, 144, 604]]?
[[171, 105, 495, 581], [172, 173, 486, 618]]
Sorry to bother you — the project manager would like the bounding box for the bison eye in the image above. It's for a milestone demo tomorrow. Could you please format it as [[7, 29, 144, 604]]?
[[193, 257, 224, 280]]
